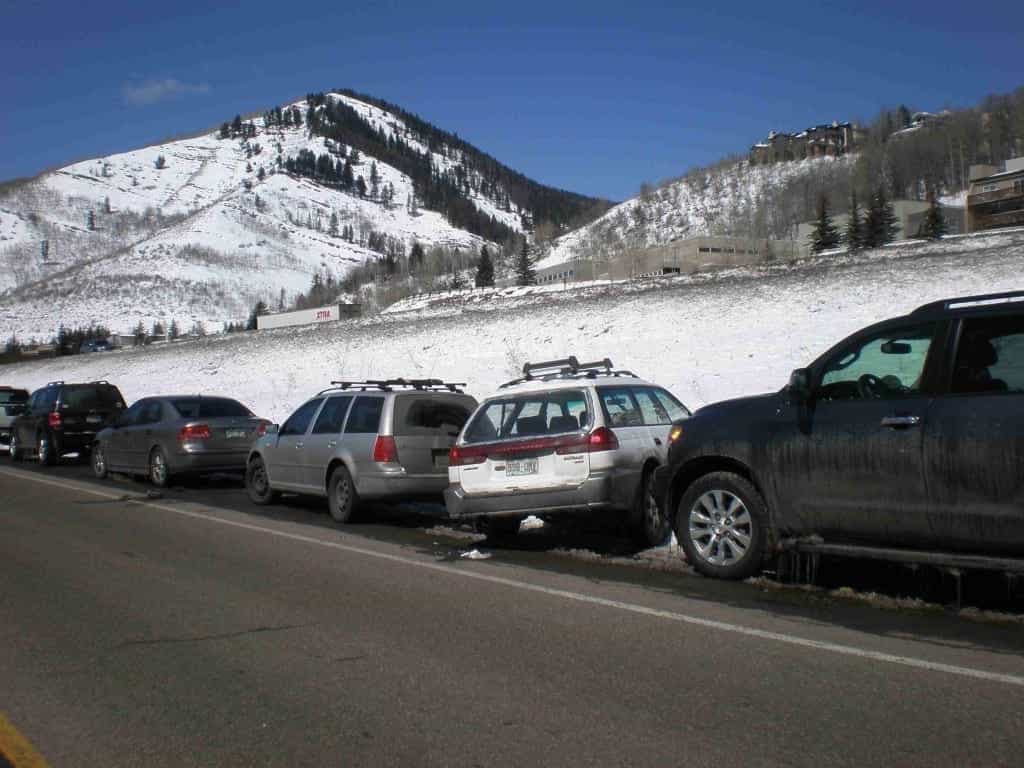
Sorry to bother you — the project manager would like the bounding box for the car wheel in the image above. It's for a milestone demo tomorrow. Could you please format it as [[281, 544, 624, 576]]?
[[245, 457, 279, 505], [631, 469, 670, 548], [38, 431, 57, 466], [91, 443, 108, 479], [676, 471, 767, 580], [149, 447, 171, 488], [9, 432, 23, 462], [327, 465, 357, 523]]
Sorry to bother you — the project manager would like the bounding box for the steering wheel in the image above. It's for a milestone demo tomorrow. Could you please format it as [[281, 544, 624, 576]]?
[[857, 373, 884, 399]]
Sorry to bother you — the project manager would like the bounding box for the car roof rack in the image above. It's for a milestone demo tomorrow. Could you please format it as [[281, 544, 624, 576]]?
[[499, 356, 639, 388], [46, 380, 64, 386], [321, 378, 466, 394], [912, 290, 1024, 315]]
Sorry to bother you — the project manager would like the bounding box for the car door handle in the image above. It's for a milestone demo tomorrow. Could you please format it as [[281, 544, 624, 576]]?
[[654, 437, 663, 446], [327, 441, 337, 448], [881, 415, 921, 428], [295, 442, 304, 449]]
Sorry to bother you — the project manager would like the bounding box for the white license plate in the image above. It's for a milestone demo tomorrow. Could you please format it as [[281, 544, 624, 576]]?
[[86, 415, 103, 424], [506, 458, 538, 476], [225, 429, 248, 439]]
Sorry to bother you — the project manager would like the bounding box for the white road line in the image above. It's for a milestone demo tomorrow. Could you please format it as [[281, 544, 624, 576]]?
[[5, 466, 1024, 688]]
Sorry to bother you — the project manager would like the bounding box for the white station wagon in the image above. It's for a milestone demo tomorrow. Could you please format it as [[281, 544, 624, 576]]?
[[444, 357, 690, 546]]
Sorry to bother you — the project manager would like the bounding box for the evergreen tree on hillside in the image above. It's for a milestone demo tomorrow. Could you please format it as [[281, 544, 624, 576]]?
[[917, 194, 947, 240], [844, 191, 863, 251], [409, 241, 425, 271], [341, 160, 354, 190], [246, 300, 269, 331], [808, 194, 840, 254], [329, 212, 339, 236], [864, 187, 898, 248], [219, 122, 230, 139], [232, 114, 242, 135], [475, 245, 495, 287], [104, 197, 111, 214], [356, 175, 367, 198], [151, 320, 165, 338], [154, 155, 166, 170], [168, 319, 180, 341], [133, 321, 147, 347], [87, 210, 95, 231], [515, 240, 536, 286]]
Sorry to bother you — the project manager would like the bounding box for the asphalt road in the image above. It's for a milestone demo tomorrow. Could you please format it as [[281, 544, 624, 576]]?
[[2, 462, 1024, 767]]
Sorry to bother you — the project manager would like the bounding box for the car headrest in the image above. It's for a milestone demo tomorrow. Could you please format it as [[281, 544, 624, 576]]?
[[549, 415, 579, 433], [961, 337, 998, 368], [516, 415, 547, 435]]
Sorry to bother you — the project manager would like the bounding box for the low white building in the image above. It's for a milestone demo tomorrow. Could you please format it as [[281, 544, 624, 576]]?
[[256, 302, 360, 331]]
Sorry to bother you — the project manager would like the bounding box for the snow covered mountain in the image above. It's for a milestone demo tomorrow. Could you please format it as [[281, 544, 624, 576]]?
[[538, 155, 855, 270], [0, 91, 607, 340]]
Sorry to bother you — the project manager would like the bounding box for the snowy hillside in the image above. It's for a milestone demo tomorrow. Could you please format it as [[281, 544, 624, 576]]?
[[0, 92, 602, 340], [3, 230, 1021, 424], [538, 155, 854, 269]]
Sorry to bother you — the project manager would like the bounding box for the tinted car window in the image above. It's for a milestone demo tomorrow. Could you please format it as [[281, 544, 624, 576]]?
[[462, 390, 588, 444], [280, 398, 323, 436], [393, 396, 474, 436], [171, 398, 253, 419], [60, 385, 124, 411], [118, 401, 146, 427], [598, 387, 644, 427], [345, 397, 385, 434], [40, 387, 59, 411], [140, 401, 164, 424], [312, 396, 352, 434], [952, 315, 1024, 394], [0, 390, 28, 404], [818, 323, 937, 400], [652, 388, 690, 421]]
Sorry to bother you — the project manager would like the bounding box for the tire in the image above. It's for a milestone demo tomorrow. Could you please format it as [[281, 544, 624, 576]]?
[[675, 471, 768, 580], [245, 456, 279, 505], [148, 447, 171, 488], [9, 432, 23, 462], [327, 465, 358, 523], [91, 443, 108, 479], [630, 468, 670, 548], [37, 431, 57, 467]]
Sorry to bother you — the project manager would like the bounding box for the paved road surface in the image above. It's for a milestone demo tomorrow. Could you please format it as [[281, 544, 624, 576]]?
[[2, 464, 1023, 767]]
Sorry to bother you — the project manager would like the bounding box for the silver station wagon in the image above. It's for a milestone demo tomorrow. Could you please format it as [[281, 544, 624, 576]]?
[[245, 379, 477, 522]]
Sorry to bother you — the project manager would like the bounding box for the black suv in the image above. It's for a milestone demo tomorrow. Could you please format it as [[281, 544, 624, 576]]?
[[654, 290, 1024, 580], [9, 381, 126, 465]]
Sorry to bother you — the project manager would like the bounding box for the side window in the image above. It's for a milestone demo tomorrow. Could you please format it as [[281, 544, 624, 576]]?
[[141, 401, 164, 424], [599, 387, 643, 427], [818, 323, 937, 401], [632, 388, 672, 425], [41, 387, 58, 411], [952, 315, 1024, 394], [280, 399, 323, 437], [652, 388, 690, 421], [394, 397, 473, 436], [119, 401, 146, 426], [345, 397, 384, 434], [312, 396, 353, 434]]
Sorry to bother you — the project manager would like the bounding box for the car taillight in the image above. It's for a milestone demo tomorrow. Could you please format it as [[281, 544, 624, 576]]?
[[48, 412, 62, 429], [255, 421, 268, 437], [372, 435, 399, 464], [179, 423, 211, 442], [450, 444, 486, 466], [586, 426, 618, 452]]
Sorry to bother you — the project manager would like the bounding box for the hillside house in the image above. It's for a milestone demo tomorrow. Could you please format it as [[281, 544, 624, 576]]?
[[750, 121, 864, 165], [965, 158, 1024, 233]]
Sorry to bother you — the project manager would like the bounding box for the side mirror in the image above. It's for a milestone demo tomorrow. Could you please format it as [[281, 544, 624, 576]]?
[[788, 368, 811, 401], [263, 423, 279, 436]]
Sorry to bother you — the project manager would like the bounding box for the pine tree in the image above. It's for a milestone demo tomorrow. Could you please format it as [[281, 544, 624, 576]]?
[[247, 300, 269, 331], [515, 240, 536, 286], [329, 212, 339, 236], [151, 320, 165, 338], [356, 175, 367, 198], [341, 160, 354, 190], [475, 245, 495, 287], [154, 155, 166, 170], [409, 241, 425, 271], [168, 319, 180, 340], [844, 190, 863, 251], [219, 122, 230, 139], [917, 194, 947, 240], [257, 166, 265, 181], [808, 194, 840, 254], [87, 210, 95, 231], [232, 114, 242, 135], [104, 196, 111, 214], [864, 186, 898, 248]]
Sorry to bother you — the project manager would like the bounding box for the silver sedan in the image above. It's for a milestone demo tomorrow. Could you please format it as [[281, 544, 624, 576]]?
[[91, 395, 268, 487]]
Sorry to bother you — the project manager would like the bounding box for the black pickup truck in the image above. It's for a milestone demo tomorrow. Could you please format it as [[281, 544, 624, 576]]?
[[653, 290, 1024, 580]]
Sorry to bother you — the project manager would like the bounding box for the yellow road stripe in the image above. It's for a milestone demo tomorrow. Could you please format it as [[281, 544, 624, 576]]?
[[0, 714, 49, 768]]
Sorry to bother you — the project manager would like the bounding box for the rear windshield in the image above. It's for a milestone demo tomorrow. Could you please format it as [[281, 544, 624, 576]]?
[[0, 390, 28, 404], [393, 395, 475, 436], [463, 389, 590, 444], [171, 398, 253, 419], [59, 385, 125, 411]]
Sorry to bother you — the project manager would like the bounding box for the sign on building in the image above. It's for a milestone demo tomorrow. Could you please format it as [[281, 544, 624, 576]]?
[[256, 303, 360, 331]]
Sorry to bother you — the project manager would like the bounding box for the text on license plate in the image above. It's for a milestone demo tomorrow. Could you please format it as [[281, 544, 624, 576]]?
[[225, 429, 248, 439], [506, 458, 538, 476]]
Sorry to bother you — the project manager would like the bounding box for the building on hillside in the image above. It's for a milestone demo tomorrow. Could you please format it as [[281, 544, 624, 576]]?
[[536, 236, 799, 285], [965, 158, 1024, 233], [750, 121, 864, 165], [256, 302, 361, 331], [796, 199, 967, 256]]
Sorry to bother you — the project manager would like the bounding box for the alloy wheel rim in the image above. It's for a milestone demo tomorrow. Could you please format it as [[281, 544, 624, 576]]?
[[335, 475, 350, 509], [688, 490, 752, 566], [644, 485, 662, 541], [93, 447, 105, 475], [38, 436, 49, 463], [251, 463, 268, 495], [151, 453, 166, 484]]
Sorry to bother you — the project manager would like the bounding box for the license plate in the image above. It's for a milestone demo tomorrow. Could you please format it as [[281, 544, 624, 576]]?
[[86, 415, 103, 424], [506, 458, 538, 476], [225, 429, 248, 439], [433, 452, 450, 469]]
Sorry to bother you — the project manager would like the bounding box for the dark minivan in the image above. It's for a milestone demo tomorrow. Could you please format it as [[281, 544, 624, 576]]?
[[9, 381, 126, 465], [654, 290, 1024, 580]]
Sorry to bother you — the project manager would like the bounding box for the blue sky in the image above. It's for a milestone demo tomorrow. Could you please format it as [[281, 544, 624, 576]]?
[[2, 0, 1022, 201]]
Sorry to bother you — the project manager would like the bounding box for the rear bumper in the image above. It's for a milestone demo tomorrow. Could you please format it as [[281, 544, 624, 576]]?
[[170, 450, 248, 475], [55, 431, 99, 453], [356, 471, 449, 500], [444, 473, 619, 519]]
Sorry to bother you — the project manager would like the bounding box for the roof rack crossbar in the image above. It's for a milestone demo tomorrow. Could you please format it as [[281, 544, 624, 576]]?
[[912, 290, 1024, 315], [323, 378, 465, 395], [499, 357, 635, 388]]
